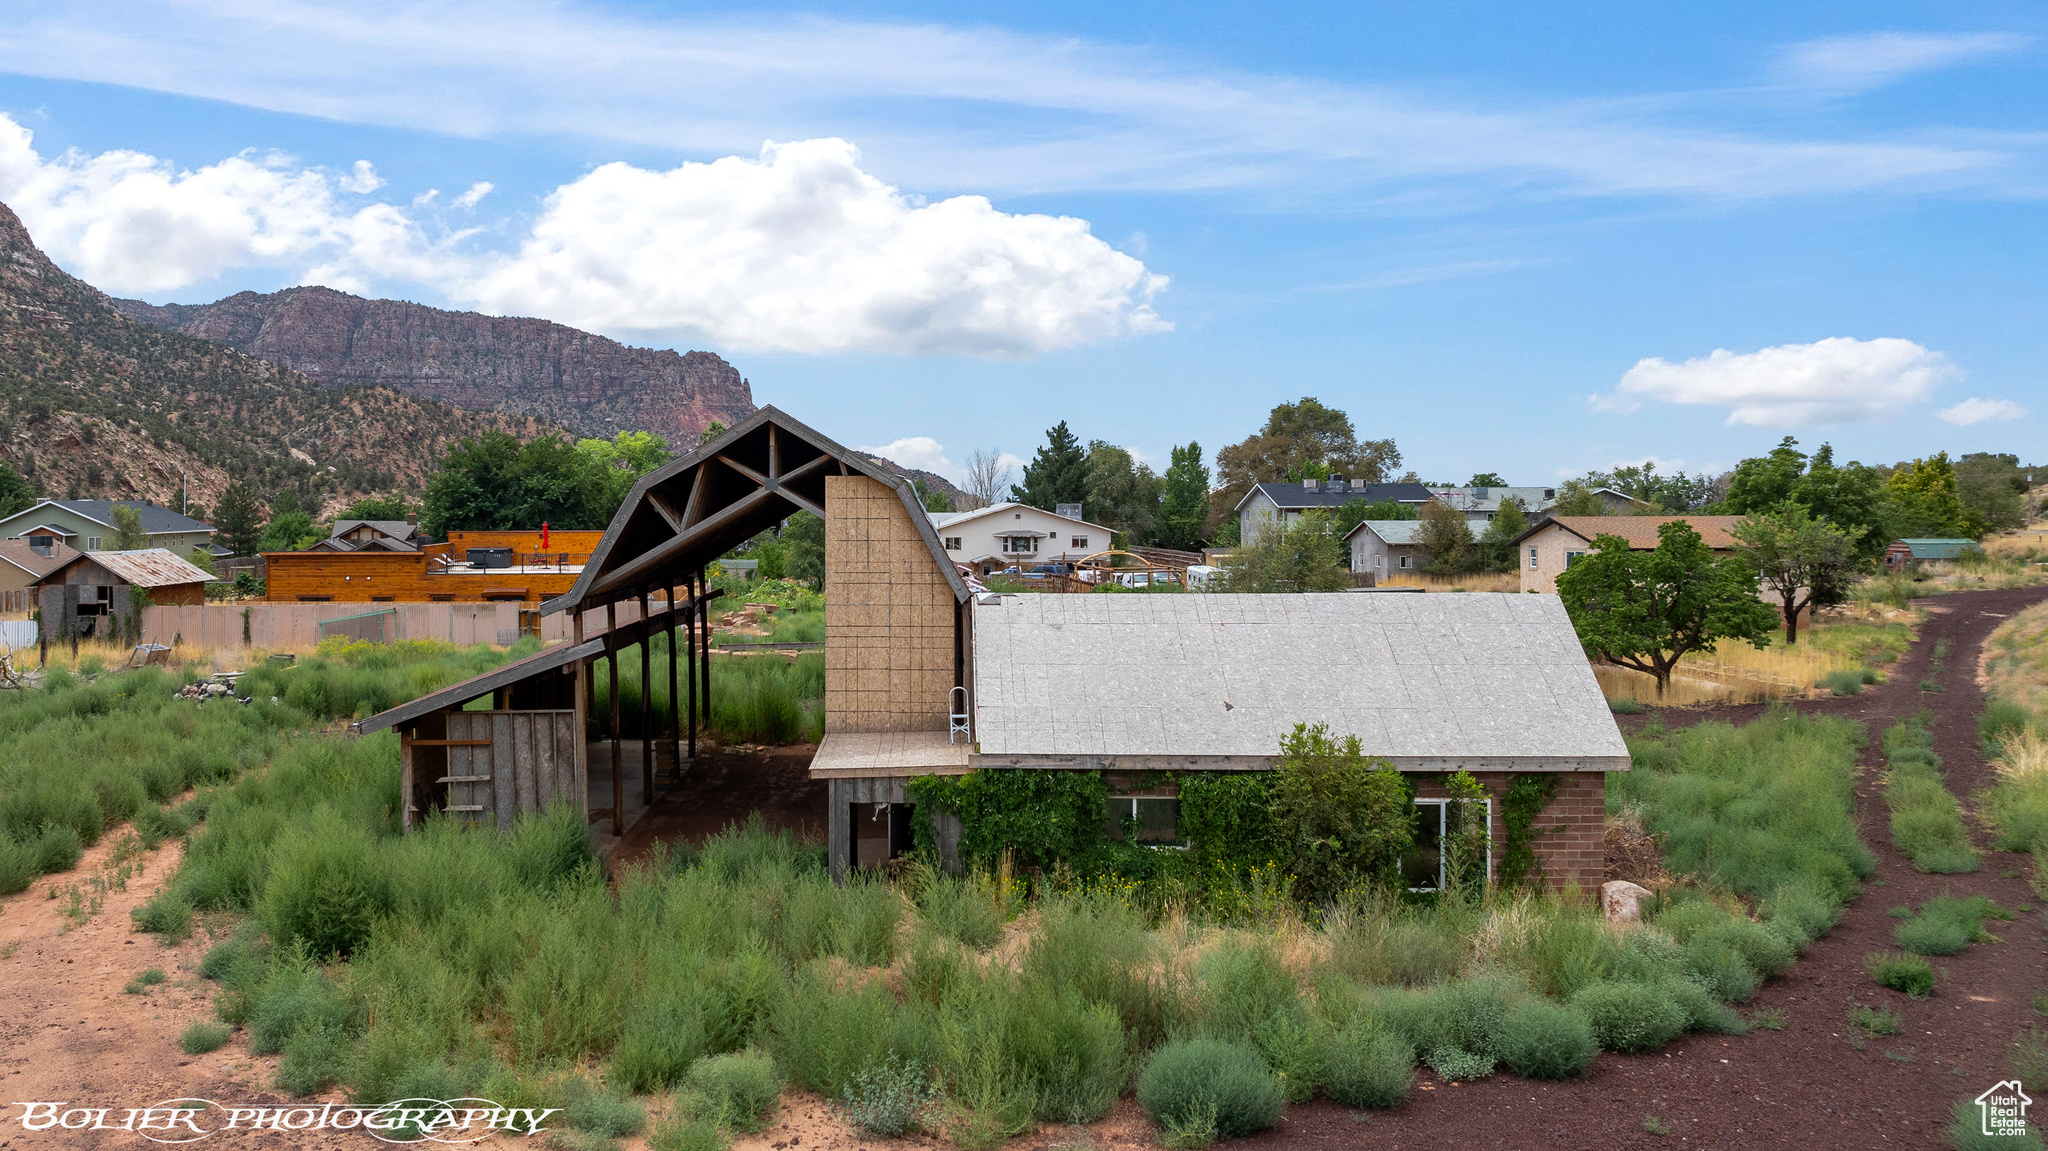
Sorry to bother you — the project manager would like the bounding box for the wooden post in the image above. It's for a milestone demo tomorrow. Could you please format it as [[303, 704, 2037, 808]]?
[[667, 581, 681, 780], [687, 572, 697, 760], [607, 600, 622, 836], [399, 723, 416, 831], [698, 566, 710, 742], [638, 586, 653, 802]]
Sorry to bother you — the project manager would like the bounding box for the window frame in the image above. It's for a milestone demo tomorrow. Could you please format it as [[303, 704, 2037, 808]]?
[[943, 536, 962, 551], [1105, 795, 1186, 849], [1528, 546, 1538, 569], [1403, 796, 1493, 892]]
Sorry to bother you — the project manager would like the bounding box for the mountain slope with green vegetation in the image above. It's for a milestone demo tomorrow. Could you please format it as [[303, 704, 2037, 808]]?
[[0, 199, 560, 515]]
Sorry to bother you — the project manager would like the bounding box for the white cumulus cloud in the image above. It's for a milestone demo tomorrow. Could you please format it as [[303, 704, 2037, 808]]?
[[860, 436, 957, 479], [1937, 397, 2029, 426], [466, 139, 1168, 356], [1593, 337, 1961, 427], [0, 115, 1164, 357]]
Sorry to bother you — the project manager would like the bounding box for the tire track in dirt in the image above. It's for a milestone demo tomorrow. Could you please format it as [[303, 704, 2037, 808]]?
[[1245, 584, 2048, 1150]]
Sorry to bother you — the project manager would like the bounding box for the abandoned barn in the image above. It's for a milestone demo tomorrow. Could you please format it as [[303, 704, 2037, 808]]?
[[356, 406, 1626, 887]]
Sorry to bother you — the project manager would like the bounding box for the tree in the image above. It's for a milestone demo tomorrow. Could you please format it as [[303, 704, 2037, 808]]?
[[1416, 499, 1476, 573], [1723, 436, 1809, 514], [1719, 438, 1887, 559], [1956, 452, 2029, 535], [1476, 497, 1530, 572], [1221, 510, 1349, 593], [108, 505, 150, 550], [1156, 442, 1210, 551], [258, 509, 317, 552], [577, 431, 673, 511], [185, 547, 219, 576], [1549, 480, 1606, 517], [1012, 421, 1089, 510], [698, 421, 727, 447], [1555, 521, 1779, 696], [423, 432, 619, 537], [961, 449, 1014, 511], [1268, 722, 1414, 903], [1467, 472, 1506, 487], [338, 495, 413, 521], [1212, 398, 1400, 527], [1084, 440, 1162, 546], [212, 483, 264, 558], [782, 511, 825, 587], [910, 477, 953, 513], [1884, 452, 1971, 539], [1730, 507, 1864, 644], [0, 460, 33, 519]]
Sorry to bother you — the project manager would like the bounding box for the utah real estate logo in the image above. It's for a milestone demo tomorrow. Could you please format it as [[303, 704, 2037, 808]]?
[[1977, 1080, 2033, 1137]]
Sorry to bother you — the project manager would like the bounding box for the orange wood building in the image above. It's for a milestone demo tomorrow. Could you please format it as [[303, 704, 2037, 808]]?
[[264, 530, 608, 604]]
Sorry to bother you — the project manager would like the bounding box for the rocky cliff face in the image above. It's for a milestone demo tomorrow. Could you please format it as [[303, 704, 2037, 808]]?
[[115, 287, 756, 442], [0, 200, 556, 511]]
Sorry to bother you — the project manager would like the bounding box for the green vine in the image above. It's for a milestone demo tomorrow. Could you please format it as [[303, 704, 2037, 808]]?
[[1499, 773, 1561, 888]]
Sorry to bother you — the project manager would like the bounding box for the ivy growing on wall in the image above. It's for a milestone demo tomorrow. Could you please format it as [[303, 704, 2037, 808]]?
[[1498, 772, 1561, 888], [906, 769, 1111, 872]]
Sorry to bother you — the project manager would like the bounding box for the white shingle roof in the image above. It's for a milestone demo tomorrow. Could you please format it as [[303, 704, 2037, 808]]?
[[970, 592, 1627, 771]]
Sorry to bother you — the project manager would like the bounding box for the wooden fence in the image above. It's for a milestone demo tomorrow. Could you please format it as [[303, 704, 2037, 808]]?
[[0, 589, 31, 614]]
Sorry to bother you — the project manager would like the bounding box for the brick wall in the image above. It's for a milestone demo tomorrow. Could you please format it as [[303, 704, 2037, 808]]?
[[1409, 770, 1608, 892], [824, 474, 958, 733]]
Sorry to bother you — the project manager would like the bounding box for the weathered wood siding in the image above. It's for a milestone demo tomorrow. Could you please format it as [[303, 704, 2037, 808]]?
[[444, 710, 584, 830]]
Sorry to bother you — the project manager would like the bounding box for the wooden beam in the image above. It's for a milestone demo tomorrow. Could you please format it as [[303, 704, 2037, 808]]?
[[768, 423, 780, 479], [681, 466, 709, 529], [585, 487, 777, 599], [608, 600, 622, 837], [715, 452, 769, 487], [639, 587, 654, 803], [667, 580, 681, 781], [646, 489, 685, 532], [686, 571, 697, 760], [778, 486, 826, 519]]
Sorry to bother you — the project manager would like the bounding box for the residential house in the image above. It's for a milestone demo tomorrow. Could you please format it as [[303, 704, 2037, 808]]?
[[927, 502, 1115, 576], [0, 499, 214, 555], [1884, 539, 1980, 570], [308, 517, 427, 553], [263, 530, 606, 604], [1512, 515, 1747, 594], [38, 547, 214, 609], [1422, 486, 1557, 525], [0, 537, 79, 595], [1344, 519, 1425, 577], [1234, 479, 1433, 543]]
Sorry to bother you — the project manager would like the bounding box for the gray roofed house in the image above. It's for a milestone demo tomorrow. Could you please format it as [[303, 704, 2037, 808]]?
[[0, 499, 214, 555], [1421, 486, 1557, 524], [1234, 480, 1433, 543], [1343, 518, 1427, 577], [310, 519, 425, 553]]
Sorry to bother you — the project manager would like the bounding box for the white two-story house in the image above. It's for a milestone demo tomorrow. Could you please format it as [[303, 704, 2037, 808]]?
[[928, 502, 1117, 575]]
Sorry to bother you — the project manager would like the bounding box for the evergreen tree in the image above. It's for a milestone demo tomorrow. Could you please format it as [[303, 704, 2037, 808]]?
[[1476, 497, 1530, 571], [1011, 421, 1089, 510], [212, 483, 264, 558], [1157, 442, 1211, 550], [108, 506, 151, 550], [0, 460, 35, 519], [1416, 499, 1476, 573]]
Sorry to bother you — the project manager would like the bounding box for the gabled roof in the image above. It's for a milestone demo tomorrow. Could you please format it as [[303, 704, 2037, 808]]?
[[1234, 482, 1433, 514], [543, 406, 968, 614], [333, 519, 419, 541], [1423, 486, 1557, 513], [0, 538, 80, 580], [42, 548, 214, 588], [1342, 519, 1424, 545], [927, 501, 1114, 535], [971, 593, 1629, 771], [0, 499, 212, 534], [1511, 515, 1747, 550]]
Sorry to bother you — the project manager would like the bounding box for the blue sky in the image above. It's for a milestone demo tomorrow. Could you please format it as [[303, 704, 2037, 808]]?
[[0, 0, 2041, 487]]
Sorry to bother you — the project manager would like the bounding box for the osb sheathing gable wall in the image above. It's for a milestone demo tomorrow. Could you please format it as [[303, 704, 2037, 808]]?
[[824, 474, 956, 734]]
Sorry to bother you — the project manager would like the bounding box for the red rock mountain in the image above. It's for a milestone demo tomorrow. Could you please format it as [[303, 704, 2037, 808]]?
[[113, 286, 757, 442]]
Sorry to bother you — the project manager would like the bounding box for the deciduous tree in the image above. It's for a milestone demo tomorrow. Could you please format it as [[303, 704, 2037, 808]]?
[[1085, 440, 1161, 545], [961, 449, 1014, 511], [1416, 499, 1475, 574], [0, 460, 33, 519], [1555, 521, 1778, 696], [108, 505, 150, 550], [1212, 398, 1400, 527], [1884, 452, 1971, 539], [1221, 509, 1349, 593], [1730, 507, 1863, 644], [1476, 497, 1530, 572], [1156, 442, 1211, 551]]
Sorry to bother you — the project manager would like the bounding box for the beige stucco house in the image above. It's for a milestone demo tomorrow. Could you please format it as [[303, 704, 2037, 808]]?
[[1513, 515, 1747, 593]]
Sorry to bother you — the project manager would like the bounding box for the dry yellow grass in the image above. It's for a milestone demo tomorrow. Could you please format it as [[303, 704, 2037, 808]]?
[[1378, 571, 1522, 593], [1593, 616, 1904, 705], [1984, 599, 2048, 720], [1993, 727, 2048, 782]]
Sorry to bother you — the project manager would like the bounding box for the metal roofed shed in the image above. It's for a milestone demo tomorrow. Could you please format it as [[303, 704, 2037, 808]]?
[[971, 592, 1627, 772], [1885, 538, 1980, 567]]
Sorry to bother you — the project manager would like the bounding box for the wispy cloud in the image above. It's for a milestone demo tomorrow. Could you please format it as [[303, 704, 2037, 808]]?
[[1936, 397, 2029, 426], [1780, 31, 2031, 94], [0, 1, 2034, 202]]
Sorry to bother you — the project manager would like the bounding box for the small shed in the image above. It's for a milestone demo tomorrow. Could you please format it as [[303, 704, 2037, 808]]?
[[1884, 538, 1979, 569], [39, 548, 214, 606], [355, 637, 603, 828]]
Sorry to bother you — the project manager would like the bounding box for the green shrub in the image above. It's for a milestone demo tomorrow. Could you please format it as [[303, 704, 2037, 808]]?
[[1897, 895, 2007, 957], [1849, 1004, 1902, 1035], [684, 1051, 780, 1132], [180, 1021, 232, 1054], [841, 1054, 934, 1138], [1269, 722, 1414, 903], [1883, 719, 1979, 874], [132, 891, 194, 941], [1572, 982, 1689, 1053], [1322, 1022, 1412, 1108], [1251, 1007, 1325, 1102], [649, 1112, 726, 1151], [1497, 1000, 1599, 1080], [30, 823, 82, 874], [1866, 951, 1936, 998], [1610, 698, 1644, 714], [915, 870, 1006, 951], [1820, 670, 1864, 696], [1136, 1039, 1284, 1146], [275, 1019, 348, 1096], [565, 1083, 647, 1137], [1656, 977, 1745, 1035], [0, 835, 34, 894], [258, 817, 390, 958]]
